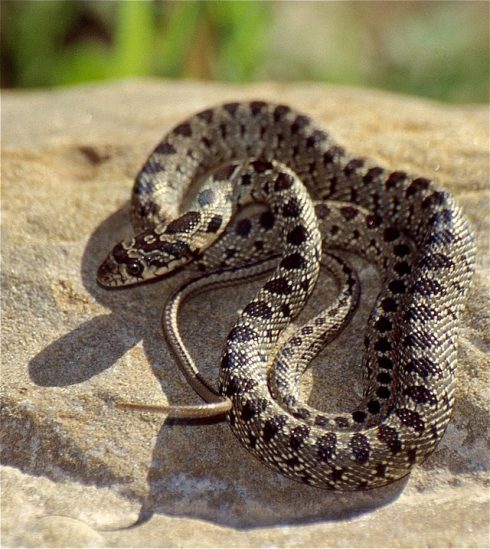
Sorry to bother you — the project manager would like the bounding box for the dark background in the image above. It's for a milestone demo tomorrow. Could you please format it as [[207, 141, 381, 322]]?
[[2, 1, 489, 102]]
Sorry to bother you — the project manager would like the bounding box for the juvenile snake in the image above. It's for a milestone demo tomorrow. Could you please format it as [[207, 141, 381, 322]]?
[[98, 101, 475, 490]]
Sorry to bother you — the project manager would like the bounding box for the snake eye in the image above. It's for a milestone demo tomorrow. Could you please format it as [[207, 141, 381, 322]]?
[[126, 260, 143, 278]]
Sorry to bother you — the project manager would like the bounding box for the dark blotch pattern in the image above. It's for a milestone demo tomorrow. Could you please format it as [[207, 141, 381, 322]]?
[[331, 468, 344, 482], [243, 300, 273, 320], [290, 425, 310, 451], [368, 400, 381, 414], [376, 464, 387, 477], [241, 398, 267, 422], [419, 253, 454, 270], [259, 211, 275, 230], [323, 146, 345, 165], [264, 277, 292, 295], [153, 241, 192, 261], [236, 218, 252, 237], [317, 433, 337, 462], [404, 385, 438, 406], [377, 386, 391, 399], [374, 337, 392, 353], [223, 103, 239, 116], [228, 325, 259, 343], [422, 191, 447, 210], [388, 279, 406, 294], [385, 171, 407, 189], [274, 172, 294, 191], [273, 104, 290, 121], [406, 177, 430, 197], [282, 198, 301, 217], [250, 101, 266, 115], [377, 372, 392, 384], [381, 297, 398, 312], [293, 408, 311, 420], [306, 130, 327, 147], [221, 349, 248, 370], [413, 278, 444, 296], [344, 158, 365, 176], [197, 188, 215, 207], [397, 408, 425, 433], [340, 206, 359, 220], [363, 167, 384, 184], [352, 411, 367, 424], [405, 357, 443, 378], [366, 213, 383, 228], [377, 425, 402, 454], [280, 253, 306, 270], [315, 203, 330, 219], [224, 376, 257, 397], [155, 142, 176, 155], [165, 211, 201, 234], [394, 244, 411, 257], [291, 115, 310, 133], [375, 317, 393, 333], [407, 448, 417, 465], [350, 433, 371, 464], [287, 225, 308, 246], [263, 415, 287, 443], [315, 415, 328, 426], [383, 227, 400, 242], [404, 330, 437, 350], [285, 456, 301, 469], [206, 214, 223, 233], [252, 159, 274, 173], [394, 261, 411, 276], [197, 108, 214, 122], [174, 122, 192, 137]]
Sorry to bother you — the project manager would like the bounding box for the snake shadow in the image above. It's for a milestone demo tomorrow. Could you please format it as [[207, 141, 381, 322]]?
[[28, 202, 407, 529], [29, 205, 142, 388], [29, 203, 191, 392], [132, 419, 409, 530]]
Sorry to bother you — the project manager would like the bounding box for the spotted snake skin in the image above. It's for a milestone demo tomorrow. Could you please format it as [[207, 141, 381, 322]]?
[[98, 101, 475, 490]]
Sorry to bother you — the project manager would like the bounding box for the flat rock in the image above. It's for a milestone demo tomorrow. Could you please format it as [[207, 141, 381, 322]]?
[[2, 80, 489, 547]]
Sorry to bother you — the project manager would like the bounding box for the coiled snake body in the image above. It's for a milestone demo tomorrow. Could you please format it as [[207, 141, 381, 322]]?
[[98, 101, 475, 490]]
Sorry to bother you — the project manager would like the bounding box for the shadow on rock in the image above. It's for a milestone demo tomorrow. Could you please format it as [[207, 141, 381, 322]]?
[[28, 205, 173, 389], [129, 418, 408, 529], [28, 315, 138, 386]]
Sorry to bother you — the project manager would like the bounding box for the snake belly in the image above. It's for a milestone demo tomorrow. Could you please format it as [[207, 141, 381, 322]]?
[[98, 101, 476, 490]]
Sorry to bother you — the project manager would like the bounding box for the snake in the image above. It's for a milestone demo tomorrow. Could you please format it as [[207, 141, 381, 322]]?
[[97, 101, 476, 490]]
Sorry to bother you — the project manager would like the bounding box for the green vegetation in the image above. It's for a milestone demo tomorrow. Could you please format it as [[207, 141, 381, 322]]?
[[1, 1, 488, 103]]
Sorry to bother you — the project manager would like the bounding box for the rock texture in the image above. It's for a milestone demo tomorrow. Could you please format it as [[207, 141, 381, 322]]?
[[2, 80, 489, 547]]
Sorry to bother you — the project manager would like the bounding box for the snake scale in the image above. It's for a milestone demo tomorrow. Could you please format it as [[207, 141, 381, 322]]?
[[98, 101, 475, 490]]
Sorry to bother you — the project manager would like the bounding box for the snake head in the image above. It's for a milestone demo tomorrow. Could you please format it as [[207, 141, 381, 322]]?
[[97, 232, 196, 288]]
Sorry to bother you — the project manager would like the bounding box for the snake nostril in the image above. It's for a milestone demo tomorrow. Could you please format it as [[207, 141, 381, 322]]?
[[97, 255, 118, 285]]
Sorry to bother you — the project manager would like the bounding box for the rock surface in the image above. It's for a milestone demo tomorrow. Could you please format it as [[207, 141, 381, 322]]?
[[1, 80, 489, 547]]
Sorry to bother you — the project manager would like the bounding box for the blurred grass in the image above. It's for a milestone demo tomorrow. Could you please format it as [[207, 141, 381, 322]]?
[[1, 0, 488, 103]]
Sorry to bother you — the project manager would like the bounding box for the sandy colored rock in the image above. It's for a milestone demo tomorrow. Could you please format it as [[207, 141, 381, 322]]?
[[1, 80, 489, 547]]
